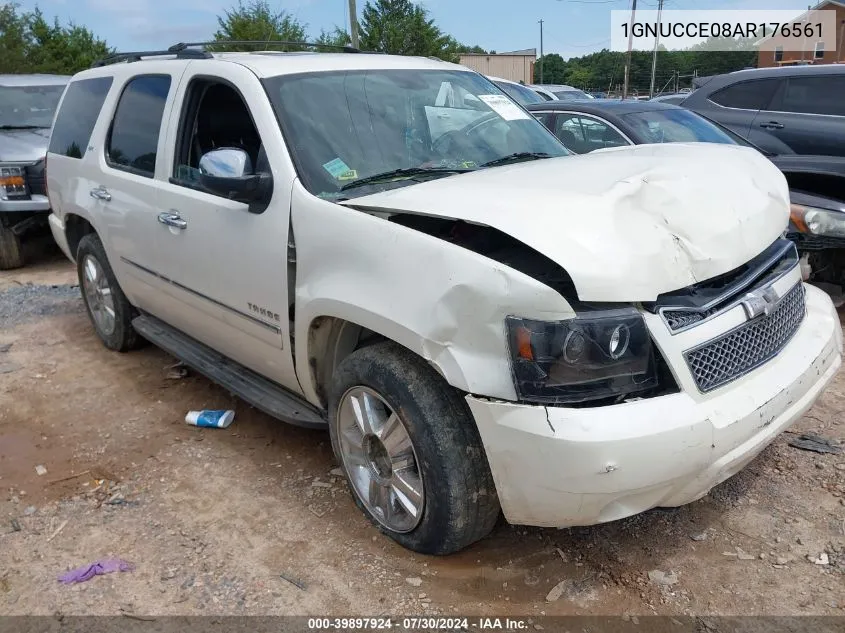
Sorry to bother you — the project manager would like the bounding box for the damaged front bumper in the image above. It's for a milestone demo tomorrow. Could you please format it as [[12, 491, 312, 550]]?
[[467, 284, 842, 528]]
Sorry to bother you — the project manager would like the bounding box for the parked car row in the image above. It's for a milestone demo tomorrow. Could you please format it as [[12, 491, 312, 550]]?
[[31, 45, 842, 556]]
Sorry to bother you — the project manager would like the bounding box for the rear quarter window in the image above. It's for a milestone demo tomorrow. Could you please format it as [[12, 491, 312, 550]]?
[[48, 77, 113, 159], [709, 78, 778, 110], [774, 76, 845, 116]]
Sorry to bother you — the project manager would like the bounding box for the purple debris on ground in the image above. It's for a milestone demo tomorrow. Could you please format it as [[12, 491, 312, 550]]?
[[58, 558, 135, 584]]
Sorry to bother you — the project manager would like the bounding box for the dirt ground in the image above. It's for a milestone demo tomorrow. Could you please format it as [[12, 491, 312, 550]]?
[[1, 245, 844, 618]]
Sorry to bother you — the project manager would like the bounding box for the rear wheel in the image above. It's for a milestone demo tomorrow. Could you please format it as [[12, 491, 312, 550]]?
[[0, 224, 24, 270], [329, 341, 500, 554], [76, 233, 141, 352]]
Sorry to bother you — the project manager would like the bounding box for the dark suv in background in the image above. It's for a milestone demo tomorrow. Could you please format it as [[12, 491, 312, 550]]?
[[682, 65, 845, 158]]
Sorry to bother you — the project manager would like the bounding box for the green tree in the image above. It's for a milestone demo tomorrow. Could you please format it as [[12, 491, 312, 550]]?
[[359, 0, 453, 60], [315, 26, 351, 50], [213, 0, 307, 51], [0, 2, 110, 74]]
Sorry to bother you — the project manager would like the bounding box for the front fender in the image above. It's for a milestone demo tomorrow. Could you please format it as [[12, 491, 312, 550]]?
[[291, 180, 574, 406]]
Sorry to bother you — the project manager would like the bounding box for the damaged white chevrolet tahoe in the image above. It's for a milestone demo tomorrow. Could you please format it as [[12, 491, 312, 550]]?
[[46, 45, 842, 555]]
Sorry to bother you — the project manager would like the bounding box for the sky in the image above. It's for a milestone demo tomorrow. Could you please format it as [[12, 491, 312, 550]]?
[[17, 0, 817, 60]]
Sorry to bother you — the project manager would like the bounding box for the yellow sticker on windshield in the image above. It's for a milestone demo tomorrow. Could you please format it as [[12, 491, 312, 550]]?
[[337, 169, 358, 181], [461, 161, 477, 169]]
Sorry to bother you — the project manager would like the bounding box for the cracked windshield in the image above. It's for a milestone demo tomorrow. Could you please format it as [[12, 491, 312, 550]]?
[[265, 69, 567, 199]]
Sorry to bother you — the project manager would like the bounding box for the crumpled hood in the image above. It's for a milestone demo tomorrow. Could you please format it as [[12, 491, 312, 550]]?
[[0, 128, 50, 163], [343, 143, 789, 301]]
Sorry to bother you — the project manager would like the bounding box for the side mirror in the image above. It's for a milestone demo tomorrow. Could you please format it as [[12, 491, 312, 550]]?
[[198, 148, 273, 214]]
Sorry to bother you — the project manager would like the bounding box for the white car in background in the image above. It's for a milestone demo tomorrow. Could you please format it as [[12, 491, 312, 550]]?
[[531, 83, 593, 101], [487, 76, 546, 107]]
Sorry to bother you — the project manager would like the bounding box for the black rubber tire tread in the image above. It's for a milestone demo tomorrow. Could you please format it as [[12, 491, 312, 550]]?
[[76, 233, 142, 352], [0, 224, 24, 269], [328, 340, 501, 555]]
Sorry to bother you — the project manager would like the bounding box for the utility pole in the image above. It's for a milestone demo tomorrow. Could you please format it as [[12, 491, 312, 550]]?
[[538, 19, 544, 84], [649, 0, 664, 98], [348, 0, 359, 49], [622, 0, 637, 100]]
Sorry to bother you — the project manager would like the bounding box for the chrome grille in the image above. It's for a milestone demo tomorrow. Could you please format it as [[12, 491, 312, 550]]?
[[663, 305, 721, 331], [684, 283, 805, 393]]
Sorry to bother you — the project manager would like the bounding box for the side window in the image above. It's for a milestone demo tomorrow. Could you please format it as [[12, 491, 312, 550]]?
[[775, 76, 845, 116], [106, 75, 171, 177], [553, 114, 628, 153], [774, 47, 784, 63], [814, 42, 824, 59], [709, 79, 778, 110], [173, 80, 264, 192], [532, 112, 555, 129], [48, 77, 113, 159]]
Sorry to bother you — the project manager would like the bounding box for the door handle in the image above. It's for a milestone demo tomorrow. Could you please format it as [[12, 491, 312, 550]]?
[[759, 121, 784, 130], [157, 211, 187, 230], [89, 186, 111, 202]]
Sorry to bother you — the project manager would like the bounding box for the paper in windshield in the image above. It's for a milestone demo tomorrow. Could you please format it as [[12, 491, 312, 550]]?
[[477, 94, 530, 121]]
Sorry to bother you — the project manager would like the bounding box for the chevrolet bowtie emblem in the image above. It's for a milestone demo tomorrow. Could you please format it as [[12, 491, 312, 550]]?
[[740, 286, 780, 319]]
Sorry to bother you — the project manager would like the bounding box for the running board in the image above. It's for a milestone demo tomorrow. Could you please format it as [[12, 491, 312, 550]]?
[[132, 314, 326, 429]]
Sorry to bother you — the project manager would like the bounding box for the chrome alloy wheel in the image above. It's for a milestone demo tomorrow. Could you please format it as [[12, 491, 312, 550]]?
[[81, 254, 116, 336], [337, 386, 425, 533]]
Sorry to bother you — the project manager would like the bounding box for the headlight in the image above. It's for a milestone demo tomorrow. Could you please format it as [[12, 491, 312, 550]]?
[[506, 310, 658, 405], [790, 203, 845, 238], [0, 166, 26, 200]]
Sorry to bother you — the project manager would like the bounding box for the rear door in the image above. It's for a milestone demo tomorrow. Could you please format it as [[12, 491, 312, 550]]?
[[750, 74, 845, 157], [698, 78, 779, 140], [90, 68, 186, 314]]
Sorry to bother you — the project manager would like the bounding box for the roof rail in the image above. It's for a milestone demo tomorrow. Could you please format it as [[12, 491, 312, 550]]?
[[168, 40, 361, 53], [91, 48, 211, 68]]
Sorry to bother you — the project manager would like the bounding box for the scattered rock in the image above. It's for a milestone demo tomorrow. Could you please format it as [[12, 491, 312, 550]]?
[[775, 556, 791, 565], [10, 519, 21, 532], [690, 532, 708, 542], [405, 577, 422, 587], [160, 569, 176, 580], [311, 481, 332, 489], [735, 548, 755, 560], [809, 553, 830, 566], [836, 464, 845, 472], [648, 570, 679, 586], [23, 506, 36, 516], [545, 580, 568, 602], [418, 593, 426, 599], [0, 343, 11, 353], [34, 465, 47, 476], [330, 468, 344, 477]]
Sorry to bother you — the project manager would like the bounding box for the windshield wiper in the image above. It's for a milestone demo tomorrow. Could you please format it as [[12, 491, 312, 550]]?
[[0, 125, 45, 130], [480, 152, 552, 168], [340, 167, 472, 191]]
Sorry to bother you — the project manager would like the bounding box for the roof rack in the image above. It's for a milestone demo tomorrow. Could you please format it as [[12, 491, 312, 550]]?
[[91, 40, 362, 68], [168, 40, 361, 53], [91, 48, 212, 67]]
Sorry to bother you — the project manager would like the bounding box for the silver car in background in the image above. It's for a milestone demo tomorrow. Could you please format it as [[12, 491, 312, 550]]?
[[0, 74, 68, 269]]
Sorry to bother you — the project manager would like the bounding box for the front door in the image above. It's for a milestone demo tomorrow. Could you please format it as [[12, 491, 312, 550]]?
[[152, 62, 300, 392]]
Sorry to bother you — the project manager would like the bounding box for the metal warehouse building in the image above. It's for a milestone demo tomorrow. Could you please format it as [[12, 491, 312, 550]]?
[[458, 49, 536, 83]]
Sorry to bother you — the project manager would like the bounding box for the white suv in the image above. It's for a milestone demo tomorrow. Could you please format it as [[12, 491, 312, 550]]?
[[46, 44, 842, 555]]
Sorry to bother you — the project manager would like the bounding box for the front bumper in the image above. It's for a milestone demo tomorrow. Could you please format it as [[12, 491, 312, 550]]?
[[468, 284, 842, 527]]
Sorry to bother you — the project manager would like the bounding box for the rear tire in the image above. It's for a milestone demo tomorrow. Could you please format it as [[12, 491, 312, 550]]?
[[76, 233, 142, 352], [328, 341, 500, 555], [0, 224, 24, 270]]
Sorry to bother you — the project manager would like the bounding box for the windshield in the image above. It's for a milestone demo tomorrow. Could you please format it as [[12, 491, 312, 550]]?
[[0, 84, 66, 128], [553, 89, 591, 101], [622, 108, 738, 145], [493, 80, 545, 106], [264, 69, 567, 199]]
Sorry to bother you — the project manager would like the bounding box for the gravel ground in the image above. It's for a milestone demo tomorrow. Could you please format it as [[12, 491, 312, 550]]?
[[1, 253, 844, 619], [0, 283, 81, 327]]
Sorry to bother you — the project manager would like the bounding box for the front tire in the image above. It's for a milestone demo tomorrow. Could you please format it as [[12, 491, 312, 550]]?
[[0, 224, 24, 270], [76, 233, 141, 352], [328, 341, 500, 555]]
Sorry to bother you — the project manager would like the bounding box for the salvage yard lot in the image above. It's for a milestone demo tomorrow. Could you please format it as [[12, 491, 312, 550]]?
[[1, 247, 844, 617]]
